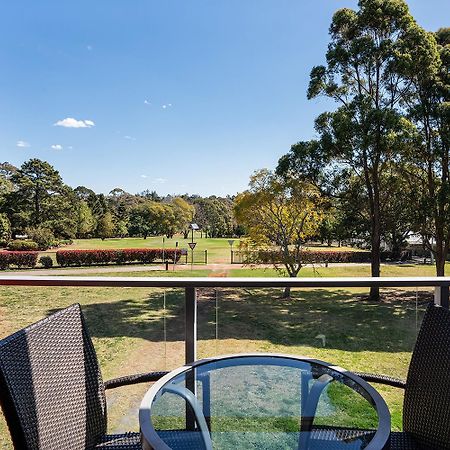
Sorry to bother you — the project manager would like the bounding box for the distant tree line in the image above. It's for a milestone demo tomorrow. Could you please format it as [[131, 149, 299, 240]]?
[[0, 159, 243, 249]]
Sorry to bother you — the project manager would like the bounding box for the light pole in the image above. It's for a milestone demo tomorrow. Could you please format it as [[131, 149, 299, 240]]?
[[228, 239, 235, 264], [173, 241, 178, 271]]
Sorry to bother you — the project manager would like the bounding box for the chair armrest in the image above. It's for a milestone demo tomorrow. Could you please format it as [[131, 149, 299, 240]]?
[[354, 372, 406, 389], [104, 371, 169, 390]]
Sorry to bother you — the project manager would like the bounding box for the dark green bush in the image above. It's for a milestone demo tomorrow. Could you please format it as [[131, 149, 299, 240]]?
[[7, 240, 39, 251], [25, 227, 56, 250], [39, 255, 53, 268]]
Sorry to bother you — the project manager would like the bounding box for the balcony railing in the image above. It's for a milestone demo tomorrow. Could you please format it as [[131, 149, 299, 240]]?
[[0, 275, 449, 364]]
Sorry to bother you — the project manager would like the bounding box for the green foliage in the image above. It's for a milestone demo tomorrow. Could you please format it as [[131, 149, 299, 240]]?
[[3, 159, 77, 239], [7, 240, 39, 251], [235, 169, 323, 280], [278, 0, 441, 293], [76, 201, 96, 238], [25, 227, 56, 250], [193, 197, 235, 238], [0, 214, 11, 246], [400, 26, 450, 274], [39, 255, 53, 268], [115, 220, 128, 238], [97, 212, 115, 240], [169, 197, 194, 238], [128, 201, 167, 238]]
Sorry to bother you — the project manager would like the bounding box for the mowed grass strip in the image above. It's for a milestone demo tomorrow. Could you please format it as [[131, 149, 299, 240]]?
[[228, 262, 448, 278], [60, 235, 236, 264]]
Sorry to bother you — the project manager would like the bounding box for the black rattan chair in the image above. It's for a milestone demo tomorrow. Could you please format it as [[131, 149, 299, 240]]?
[[356, 302, 450, 449], [0, 303, 168, 450]]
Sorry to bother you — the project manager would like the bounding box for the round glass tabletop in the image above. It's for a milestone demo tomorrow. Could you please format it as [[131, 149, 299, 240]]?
[[140, 354, 390, 450]]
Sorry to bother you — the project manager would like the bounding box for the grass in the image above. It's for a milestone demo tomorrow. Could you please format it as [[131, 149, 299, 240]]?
[[228, 262, 448, 278], [60, 234, 235, 264], [0, 264, 436, 448]]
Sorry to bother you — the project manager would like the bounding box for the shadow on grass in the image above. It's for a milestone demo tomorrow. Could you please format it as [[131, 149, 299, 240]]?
[[47, 287, 431, 353]]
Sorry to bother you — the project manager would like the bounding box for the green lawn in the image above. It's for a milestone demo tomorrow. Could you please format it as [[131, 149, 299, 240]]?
[[0, 264, 435, 448], [229, 262, 447, 278], [60, 234, 236, 264]]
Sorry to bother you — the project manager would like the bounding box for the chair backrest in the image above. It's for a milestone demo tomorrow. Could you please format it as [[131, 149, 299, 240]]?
[[0, 304, 107, 450], [403, 302, 450, 448]]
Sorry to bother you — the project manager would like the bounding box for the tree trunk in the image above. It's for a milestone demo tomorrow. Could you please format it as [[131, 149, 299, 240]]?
[[282, 271, 299, 298], [435, 236, 446, 276], [370, 196, 381, 301]]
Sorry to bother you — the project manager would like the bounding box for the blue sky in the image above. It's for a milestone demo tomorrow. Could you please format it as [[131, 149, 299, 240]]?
[[1, 0, 448, 196]]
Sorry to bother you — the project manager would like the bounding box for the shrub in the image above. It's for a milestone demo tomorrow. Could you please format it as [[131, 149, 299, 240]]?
[[238, 249, 390, 265], [25, 227, 56, 250], [0, 251, 39, 269], [56, 248, 182, 267], [0, 253, 8, 270], [7, 240, 39, 251], [0, 214, 11, 247], [39, 256, 53, 268]]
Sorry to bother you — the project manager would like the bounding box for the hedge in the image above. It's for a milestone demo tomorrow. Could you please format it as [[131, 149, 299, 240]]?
[[7, 240, 39, 251], [56, 248, 182, 267], [0, 251, 39, 269], [239, 249, 390, 265]]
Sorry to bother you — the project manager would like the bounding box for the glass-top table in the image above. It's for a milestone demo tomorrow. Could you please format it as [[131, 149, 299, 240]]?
[[140, 354, 390, 450]]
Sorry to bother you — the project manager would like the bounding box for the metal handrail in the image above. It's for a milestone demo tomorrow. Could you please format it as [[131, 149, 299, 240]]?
[[1, 275, 449, 363], [1, 275, 450, 288]]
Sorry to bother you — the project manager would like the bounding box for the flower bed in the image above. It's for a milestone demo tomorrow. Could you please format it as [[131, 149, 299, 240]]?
[[56, 248, 182, 267]]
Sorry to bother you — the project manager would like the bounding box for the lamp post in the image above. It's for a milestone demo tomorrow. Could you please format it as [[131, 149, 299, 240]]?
[[173, 241, 178, 271], [228, 239, 235, 264]]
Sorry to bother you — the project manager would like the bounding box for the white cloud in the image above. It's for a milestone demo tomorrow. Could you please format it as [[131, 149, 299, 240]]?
[[162, 103, 172, 109], [144, 99, 151, 105], [16, 140, 30, 148], [54, 118, 95, 128], [51, 144, 63, 150], [152, 177, 167, 184], [140, 174, 148, 178], [68, 146, 73, 149], [124, 135, 136, 141]]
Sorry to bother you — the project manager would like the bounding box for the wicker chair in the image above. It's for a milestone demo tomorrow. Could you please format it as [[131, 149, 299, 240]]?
[[355, 302, 450, 449], [0, 303, 168, 450]]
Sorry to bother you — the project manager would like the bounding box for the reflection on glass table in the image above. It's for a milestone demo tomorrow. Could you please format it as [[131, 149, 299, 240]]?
[[140, 354, 390, 450]]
